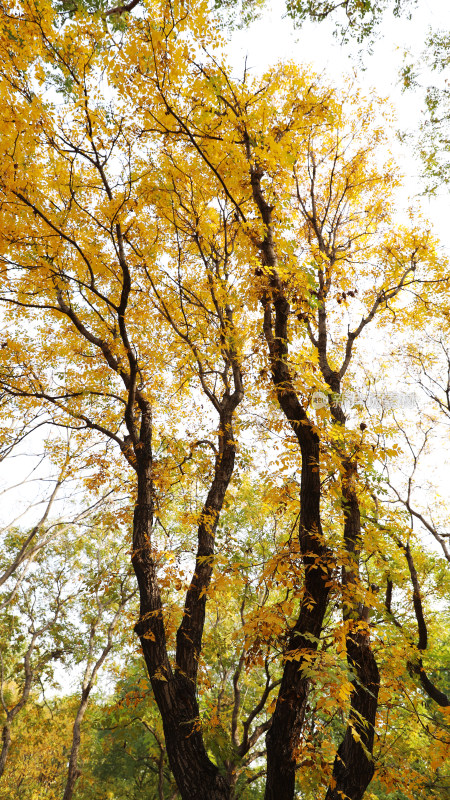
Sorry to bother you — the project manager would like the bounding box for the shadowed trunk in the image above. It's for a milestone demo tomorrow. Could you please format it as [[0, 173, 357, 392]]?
[[132, 400, 240, 800], [264, 416, 332, 800], [250, 164, 333, 800], [0, 723, 11, 779], [325, 459, 380, 800], [325, 628, 379, 800]]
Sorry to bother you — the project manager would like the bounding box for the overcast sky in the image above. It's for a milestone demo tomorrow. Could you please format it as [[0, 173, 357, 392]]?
[[229, 0, 450, 243]]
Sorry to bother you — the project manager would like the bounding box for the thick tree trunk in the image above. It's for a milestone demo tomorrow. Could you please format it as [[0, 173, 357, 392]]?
[[260, 276, 333, 800], [134, 472, 230, 798], [153, 690, 230, 800], [133, 467, 230, 800], [264, 431, 332, 800], [325, 629, 379, 800], [249, 163, 333, 800], [131, 401, 238, 800]]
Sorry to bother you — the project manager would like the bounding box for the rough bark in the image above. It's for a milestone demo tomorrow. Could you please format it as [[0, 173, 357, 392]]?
[[325, 459, 380, 800], [262, 303, 333, 800], [41, 198, 243, 799], [306, 241, 381, 800], [0, 723, 11, 780], [248, 163, 333, 800], [325, 628, 380, 800], [132, 398, 241, 800]]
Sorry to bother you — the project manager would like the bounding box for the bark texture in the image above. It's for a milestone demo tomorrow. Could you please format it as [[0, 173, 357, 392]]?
[[248, 162, 333, 800], [249, 143, 382, 800], [132, 398, 241, 800], [0, 724, 11, 780], [325, 459, 380, 800], [325, 628, 380, 800], [62, 690, 88, 800]]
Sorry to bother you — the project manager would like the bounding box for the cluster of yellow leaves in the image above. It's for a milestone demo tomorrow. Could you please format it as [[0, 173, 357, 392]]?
[[0, 701, 73, 800]]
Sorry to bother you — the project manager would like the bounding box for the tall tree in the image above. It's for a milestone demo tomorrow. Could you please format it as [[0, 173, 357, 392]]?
[[0, 2, 448, 799]]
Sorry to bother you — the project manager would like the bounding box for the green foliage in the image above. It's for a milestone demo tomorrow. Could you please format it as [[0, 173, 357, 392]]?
[[417, 31, 450, 193], [284, 0, 415, 41], [213, 0, 415, 39], [81, 663, 179, 800]]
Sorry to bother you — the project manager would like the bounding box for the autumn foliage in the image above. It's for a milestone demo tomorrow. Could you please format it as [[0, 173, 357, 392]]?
[[0, 1, 448, 799]]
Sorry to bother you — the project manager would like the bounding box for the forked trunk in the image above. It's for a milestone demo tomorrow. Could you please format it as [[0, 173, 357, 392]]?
[[130, 397, 235, 800], [132, 466, 230, 800]]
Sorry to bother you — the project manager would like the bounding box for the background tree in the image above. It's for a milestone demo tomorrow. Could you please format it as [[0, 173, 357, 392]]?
[[61, 525, 136, 800], [0, 534, 75, 778]]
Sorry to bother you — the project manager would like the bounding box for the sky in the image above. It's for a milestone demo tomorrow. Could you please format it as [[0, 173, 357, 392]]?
[[230, 0, 448, 98], [229, 0, 450, 242]]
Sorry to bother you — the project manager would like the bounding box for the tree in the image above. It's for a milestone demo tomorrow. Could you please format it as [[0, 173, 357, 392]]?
[[85, 661, 181, 800], [0, 2, 448, 799], [61, 525, 136, 800], [400, 29, 450, 195], [0, 533, 75, 778], [282, 0, 415, 41], [0, 700, 73, 800], [0, 432, 116, 606], [0, 515, 137, 795]]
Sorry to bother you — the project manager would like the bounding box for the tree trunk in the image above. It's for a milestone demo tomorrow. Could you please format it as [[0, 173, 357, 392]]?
[[325, 629, 379, 800], [264, 432, 332, 800], [325, 459, 380, 800], [260, 281, 333, 800], [133, 469, 230, 800], [131, 404, 233, 800], [62, 691, 89, 800], [0, 722, 11, 779], [249, 164, 333, 800]]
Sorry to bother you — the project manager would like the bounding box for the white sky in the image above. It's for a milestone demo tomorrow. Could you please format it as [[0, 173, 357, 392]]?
[[229, 0, 450, 243], [230, 0, 448, 97]]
